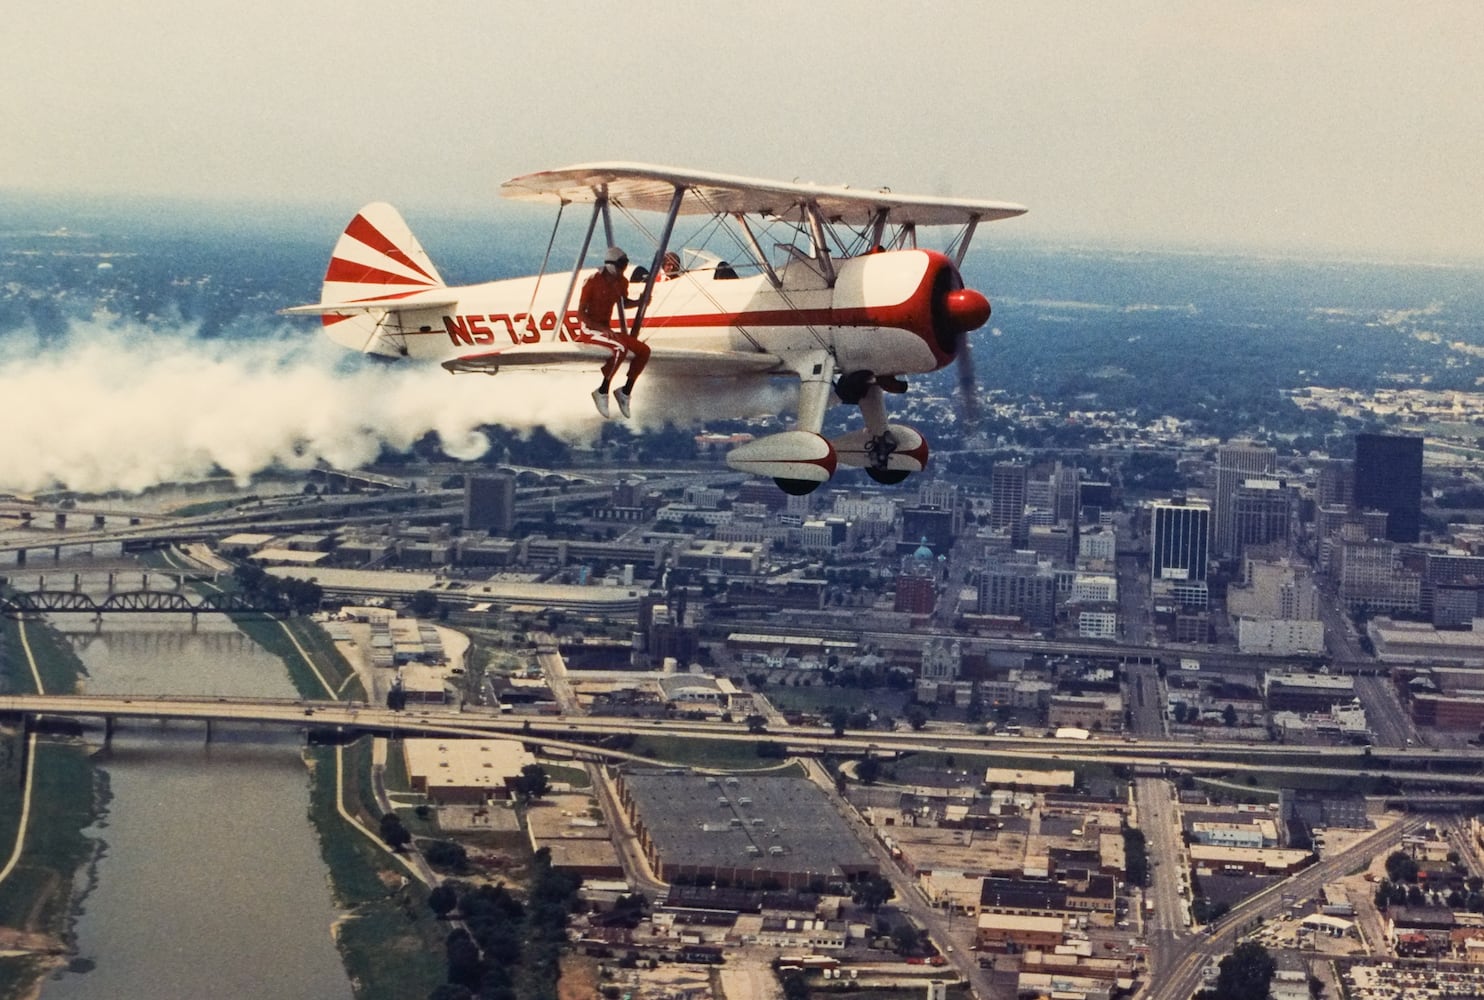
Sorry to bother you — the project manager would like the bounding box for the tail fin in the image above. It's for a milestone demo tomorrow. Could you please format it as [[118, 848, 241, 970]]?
[[315, 203, 447, 355], [323, 202, 445, 299]]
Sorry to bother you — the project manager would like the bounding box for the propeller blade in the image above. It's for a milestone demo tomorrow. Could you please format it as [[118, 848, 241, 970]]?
[[956, 330, 980, 430]]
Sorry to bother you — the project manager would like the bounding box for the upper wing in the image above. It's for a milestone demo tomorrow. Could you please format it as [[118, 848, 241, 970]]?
[[442, 340, 784, 376], [499, 162, 1027, 227]]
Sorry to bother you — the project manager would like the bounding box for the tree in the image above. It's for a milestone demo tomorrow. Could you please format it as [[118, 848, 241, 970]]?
[[1212, 941, 1275, 1000], [514, 763, 551, 801], [444, 927, 484, 992], [429, 883, 459, 919], [891, 922, 921, 956], [425, 840, 470, 873], [1222, 704, 1238, 727], [852, 875, 895, 912], [856, 756, 882, 785], [1385, 850, 1419, 884], [745, 714, 769, 734], [906, 705, 929, 731], [379, 811, 412, 851], [410, 590, 442, 618], [830, 706, 849, 737], [779, 970, 810, 1000]]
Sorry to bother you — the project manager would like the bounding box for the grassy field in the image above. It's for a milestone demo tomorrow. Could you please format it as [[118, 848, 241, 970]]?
[[0, 739, 101, 1000], [2, 615, 89, 696], [0, 613, 99, 1000], [305, 742, 445, 1000]]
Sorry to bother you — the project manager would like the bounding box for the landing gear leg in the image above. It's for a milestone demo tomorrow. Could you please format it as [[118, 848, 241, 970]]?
[[858, 385, 910, 484]]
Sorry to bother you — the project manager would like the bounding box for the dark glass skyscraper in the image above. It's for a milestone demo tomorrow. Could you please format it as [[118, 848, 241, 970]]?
[[1151, 500, 1211, 582], [1353, 433, 1423, 543]]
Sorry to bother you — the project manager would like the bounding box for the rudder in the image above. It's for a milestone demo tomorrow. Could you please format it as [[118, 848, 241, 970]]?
[[319, 203, 446, 353]]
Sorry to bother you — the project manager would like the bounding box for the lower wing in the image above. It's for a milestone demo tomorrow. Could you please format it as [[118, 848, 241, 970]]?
[[441, 342, 784, 376]]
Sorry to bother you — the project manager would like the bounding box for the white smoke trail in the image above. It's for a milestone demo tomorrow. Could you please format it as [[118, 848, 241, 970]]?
[[0, 319, 792, 494]]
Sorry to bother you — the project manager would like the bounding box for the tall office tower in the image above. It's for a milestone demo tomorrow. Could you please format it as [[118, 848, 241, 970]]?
[[463, 473, 516, 534], [1230, 479, 1294, 557], [1151, 500, 1211, 583], [917, 479, 964, 536], [978, 558, 1057, 628], [1214, 440, 1276, 558], [1354, 433, 1423, 543], [989, 461, 1028, 531], [1317, 459, 1354, 509], [1053, 463, 1081, 525]]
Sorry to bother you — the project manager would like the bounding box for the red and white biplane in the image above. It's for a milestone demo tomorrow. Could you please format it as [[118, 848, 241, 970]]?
[[286, 163, 1025, 494]]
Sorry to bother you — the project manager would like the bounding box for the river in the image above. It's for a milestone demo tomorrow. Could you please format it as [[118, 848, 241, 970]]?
[[40, 612, 353, 1000]]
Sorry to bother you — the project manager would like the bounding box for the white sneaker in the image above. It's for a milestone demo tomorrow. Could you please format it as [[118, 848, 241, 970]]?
[[591, 388, 610, 418], [614, 387, 632, 418]]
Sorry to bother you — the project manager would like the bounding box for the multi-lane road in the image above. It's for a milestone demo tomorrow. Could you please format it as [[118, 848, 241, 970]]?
[[4, 693, 1484, 783], [1148, 815, 1429, 1000]]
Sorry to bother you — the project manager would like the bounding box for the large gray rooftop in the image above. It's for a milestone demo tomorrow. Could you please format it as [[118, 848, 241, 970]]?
[[622, 771, 874, 881]]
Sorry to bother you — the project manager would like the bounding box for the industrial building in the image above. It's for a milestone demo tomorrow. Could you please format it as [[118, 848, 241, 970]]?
[[403, 738, 537, 804], [614, 771, 877, 891]]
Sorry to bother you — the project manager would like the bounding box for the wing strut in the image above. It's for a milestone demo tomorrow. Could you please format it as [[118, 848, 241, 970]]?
[[803, 201, 837, 288], [949, 215, 981, 268], [866, 207, 889, 253], [596, 188, 632, 337], [732, 214, 781, 290], [629, 185, 686, 340], [552, 194, 605, 342]]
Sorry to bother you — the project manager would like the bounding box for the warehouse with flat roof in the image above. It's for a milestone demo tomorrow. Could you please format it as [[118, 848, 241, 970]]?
[[615, 771, 877, 891], [403, 738, 537, 804]]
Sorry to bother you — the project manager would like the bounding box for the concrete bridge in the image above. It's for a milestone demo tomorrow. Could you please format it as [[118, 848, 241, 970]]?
[[6, 694, 1484, 785]]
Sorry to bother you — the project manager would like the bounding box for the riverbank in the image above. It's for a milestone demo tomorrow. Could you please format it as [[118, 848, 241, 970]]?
[[0, 598, 443, 1000], [264, 612, 447, 1000], [0, 616, 103, 1000]]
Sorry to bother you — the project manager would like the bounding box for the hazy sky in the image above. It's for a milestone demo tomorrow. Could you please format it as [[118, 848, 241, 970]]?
[[7, 1, 1484, 262]]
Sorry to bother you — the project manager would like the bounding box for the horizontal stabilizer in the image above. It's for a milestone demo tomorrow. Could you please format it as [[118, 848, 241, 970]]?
[[281, 294, 458, 317]]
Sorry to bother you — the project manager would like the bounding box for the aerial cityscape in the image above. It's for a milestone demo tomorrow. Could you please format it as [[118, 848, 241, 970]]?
[[2, 182, 1484, 1000]]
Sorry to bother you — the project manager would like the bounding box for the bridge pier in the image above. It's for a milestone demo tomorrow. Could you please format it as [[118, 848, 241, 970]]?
[[204, 718, 213, 743], [11, 716, 32, 788], [72, 573, 81, 593], [104, 715, 115, 746], [106, 572, 115, 593]]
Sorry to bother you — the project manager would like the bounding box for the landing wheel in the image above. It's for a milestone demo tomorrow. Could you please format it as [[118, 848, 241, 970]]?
[[834, 370, 875, 405], [774, 477, 822, 496], [865, 468, 911, 485]]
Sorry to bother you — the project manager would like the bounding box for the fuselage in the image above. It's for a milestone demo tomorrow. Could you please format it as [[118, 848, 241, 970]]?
[[323, 249, 972, 379]]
